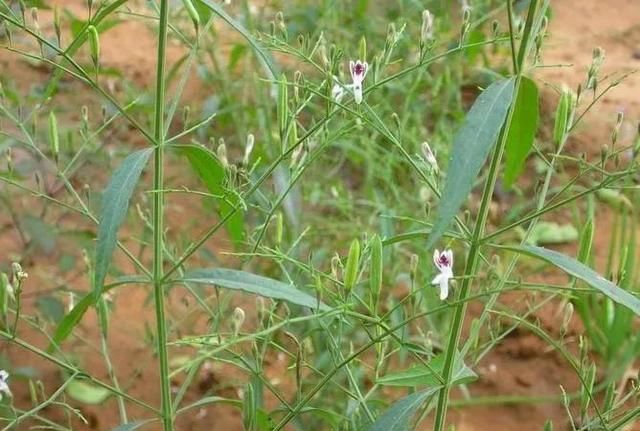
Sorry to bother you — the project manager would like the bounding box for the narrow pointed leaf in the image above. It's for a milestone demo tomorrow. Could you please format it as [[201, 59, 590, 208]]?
[[49, 275, 148, 351], [172, 144, 245, 246], [367, 387, 439, 431], [94, 149, 151, 296], [427, 78, 515, 249], [507, 245, 640, 316], [180, 268, 329, 311], [504, 77, 538, 187], [48, 293, 93, 351]]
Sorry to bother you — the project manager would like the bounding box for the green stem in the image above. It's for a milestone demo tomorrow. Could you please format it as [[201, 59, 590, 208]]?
[[432, 2, 538, 427], [152, 0, 173, 429]]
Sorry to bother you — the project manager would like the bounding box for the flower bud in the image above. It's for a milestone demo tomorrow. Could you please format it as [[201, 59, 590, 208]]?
[[232, 307, 245, 336], [421, 141, 439, 173], [612, 111, 624, 146], [243, 133, 255, 166], [48, 111, 59, 163], [560, 302, 573, 336], [11, 262, 27, 285], [217, 141, 228, 168], [421, 10, 435, 45]]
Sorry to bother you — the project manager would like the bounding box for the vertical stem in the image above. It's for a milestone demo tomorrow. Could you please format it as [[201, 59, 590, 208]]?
[[152, 0, 173, 429], [432, 1, 540, 428]]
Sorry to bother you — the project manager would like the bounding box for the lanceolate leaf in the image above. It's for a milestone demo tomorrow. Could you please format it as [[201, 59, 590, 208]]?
[[172, 144, 245, 246], [180, 268, 329, 311], [367, 387, 439, 431], [94, 149, 152, 297], [49, 276, 149, 351], [503, 76, 539, 187], [508, 245, 640, 316], [426, 78, 516, 249], [49, 293, 93, 351]]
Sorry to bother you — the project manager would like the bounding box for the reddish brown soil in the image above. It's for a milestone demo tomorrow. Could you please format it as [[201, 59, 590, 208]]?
[[1, 1, 639, 430]]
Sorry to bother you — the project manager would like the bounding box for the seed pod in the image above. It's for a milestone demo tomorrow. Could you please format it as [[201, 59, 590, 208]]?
[[48, 111, 59, 163], [553, 89, 570, 146], [181, 0, 200, 34], [369, 235, 383, 313], [216, 141, 228, 168], [97, 296, 109, 337], [275, 211, 283, 247], [343, 239, 360, 292], [278, 74, 288, 147], [359, 36, 367, 62], [87, 25, 100, 68], [53, 5, 61, 45]]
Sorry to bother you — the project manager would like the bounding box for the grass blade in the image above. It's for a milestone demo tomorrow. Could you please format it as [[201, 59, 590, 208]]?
[[426, 78, 516, 249], [180, 268, 329, 311], [503, 76, 539, 187], [94, 149, 152, 297]]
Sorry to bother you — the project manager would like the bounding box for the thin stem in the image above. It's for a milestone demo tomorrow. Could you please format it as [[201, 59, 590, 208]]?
[[432, 2, 538, 427], [152, 0, 173, 429]]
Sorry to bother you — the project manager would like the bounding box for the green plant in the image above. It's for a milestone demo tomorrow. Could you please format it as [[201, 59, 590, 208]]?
[[0, 0, 638, 430]]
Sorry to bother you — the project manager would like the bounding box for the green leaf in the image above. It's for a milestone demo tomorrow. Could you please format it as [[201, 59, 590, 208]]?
[[49, 277, 148, 351], [172, 144, 245, 246], [66, 379, 111, 404], [377, 352, 476, 387], [503, 77, 539, 187], [94, 149, 151, 297], [507, 245, 640, 316], [367, 387, 439, 431], [196, 0, 278, 80], [426, 78, 516, 249], [180, 268, 329, 311], [48, 293, 93, 351]]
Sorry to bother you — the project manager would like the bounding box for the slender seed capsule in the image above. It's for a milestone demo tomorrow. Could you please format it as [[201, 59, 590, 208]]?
[[53, 5, 61, 45], [48, 111, 59, 163], [369, 235, 383, 313], [343, 239, 361, 293], [553, 89, 570, 147], [359, 36, 367, 62], [87, 25, 100, 68]]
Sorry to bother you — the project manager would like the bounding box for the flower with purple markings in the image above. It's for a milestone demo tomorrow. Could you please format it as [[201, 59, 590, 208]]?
[[349, 60, 368, 104], [431, 249, 453, 300]]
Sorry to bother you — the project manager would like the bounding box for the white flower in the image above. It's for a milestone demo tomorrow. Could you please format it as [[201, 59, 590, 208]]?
[[421, 10, 435, 44], [431, 249, 453, 300], [421, 141, 439, 173], [349, 60, 368, 105], [331, 75, 353, 103], [0, 370, 11, 401]]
